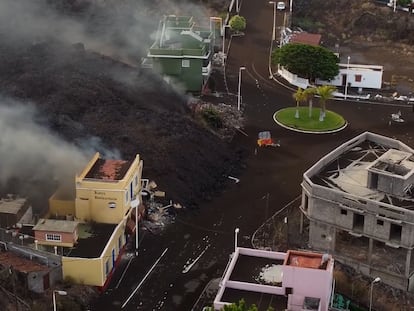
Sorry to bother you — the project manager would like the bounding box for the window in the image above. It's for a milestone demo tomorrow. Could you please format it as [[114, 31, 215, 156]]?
[[341, 209, 347, 215], [182, 59, 190, 68], [105, 260, 110, 276], [377, 219, 384, 226], [45, 234, 62, 242], [303, 195, 309, 211], [118, 236, 123, 251], [355, 74, 362, 82]]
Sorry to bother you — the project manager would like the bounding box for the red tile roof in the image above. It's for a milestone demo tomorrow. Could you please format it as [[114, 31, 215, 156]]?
[[290, 32, 321, 46]]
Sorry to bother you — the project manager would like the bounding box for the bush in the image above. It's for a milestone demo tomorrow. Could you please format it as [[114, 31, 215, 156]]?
[[201, 107, 223, 129], [229, 15, 246, 32]]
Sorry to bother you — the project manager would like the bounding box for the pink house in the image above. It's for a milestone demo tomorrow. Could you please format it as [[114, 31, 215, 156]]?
[[213, 247, 334, 311], [33, 219, 79, 248]]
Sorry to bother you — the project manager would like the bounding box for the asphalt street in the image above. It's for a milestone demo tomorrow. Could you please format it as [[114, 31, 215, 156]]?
[[90, 1, 414, 310]]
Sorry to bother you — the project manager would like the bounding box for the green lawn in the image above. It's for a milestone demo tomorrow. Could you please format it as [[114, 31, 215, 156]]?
[[274, 107, 346, 132]]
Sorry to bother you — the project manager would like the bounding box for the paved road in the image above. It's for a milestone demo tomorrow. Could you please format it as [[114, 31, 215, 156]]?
[[90, 1, 414, 310]]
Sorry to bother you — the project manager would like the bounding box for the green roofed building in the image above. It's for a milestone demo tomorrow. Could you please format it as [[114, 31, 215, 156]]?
[[143, 15, 214, 93]]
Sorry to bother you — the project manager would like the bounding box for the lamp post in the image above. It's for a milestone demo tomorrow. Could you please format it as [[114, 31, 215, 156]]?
[[236, 0, 240, 14], [344, 56, 350, 99], [393, 0, 397, 12], [53, 290, 67, 311], [369, 277, 381, 311], [269, 1, 276, 41], [289, 0, 293, 27], [269, 2, 276, 79], [131, 196, 141, 256], [237, 66, 246, 111], [234, 228, 240, 252]]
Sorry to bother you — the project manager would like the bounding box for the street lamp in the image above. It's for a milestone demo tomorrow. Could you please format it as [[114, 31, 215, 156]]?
[[234, 228, 240, 252], [268, 2, 276, 79], [131, 196, 141, 256], [289, 0, 293, 27], [369, 277, 381, 311], [237, 66, 246, 111], [236, 0, 240, 14], [53, 290, 67, 311], [344, 56, 350, 100], [269, 1, 276, 41]]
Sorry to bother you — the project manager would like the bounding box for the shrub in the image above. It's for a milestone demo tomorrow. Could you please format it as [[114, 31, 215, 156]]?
[[229, 15, 246, 32], [201, 107, 223, 129]]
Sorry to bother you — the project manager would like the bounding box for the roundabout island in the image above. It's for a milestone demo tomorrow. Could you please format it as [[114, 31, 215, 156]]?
[[273, 107, 347, 134]]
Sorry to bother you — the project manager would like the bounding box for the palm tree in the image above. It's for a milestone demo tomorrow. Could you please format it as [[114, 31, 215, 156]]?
[[303, 87, 317, 118], [317, 85, 336, 121], [292, 88, 306, 119]]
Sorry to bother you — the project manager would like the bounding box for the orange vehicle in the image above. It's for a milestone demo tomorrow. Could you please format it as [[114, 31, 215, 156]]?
[[257, 131, 280, 147]]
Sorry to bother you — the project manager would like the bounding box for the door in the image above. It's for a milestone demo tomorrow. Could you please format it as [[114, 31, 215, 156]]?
[[43, 273, 50, 290]]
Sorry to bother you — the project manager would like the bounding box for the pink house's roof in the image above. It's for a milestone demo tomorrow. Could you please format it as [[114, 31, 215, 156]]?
[[284, 250, 331, 270]]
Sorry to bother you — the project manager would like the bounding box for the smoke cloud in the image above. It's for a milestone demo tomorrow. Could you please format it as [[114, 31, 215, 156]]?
[[0, 0, 213, 65], [0, 97, 120, 204]]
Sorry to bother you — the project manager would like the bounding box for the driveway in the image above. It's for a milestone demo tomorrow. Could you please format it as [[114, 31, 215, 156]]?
[[90, 1, 414, 310]]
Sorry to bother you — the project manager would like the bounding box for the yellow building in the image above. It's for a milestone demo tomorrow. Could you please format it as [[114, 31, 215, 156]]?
[[75, 152, 143, 224], [43, 152, 144, 287]]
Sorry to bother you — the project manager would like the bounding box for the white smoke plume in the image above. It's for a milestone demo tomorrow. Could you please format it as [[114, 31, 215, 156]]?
[[0, 97, 119, 200], [0, 0, 213, 65]]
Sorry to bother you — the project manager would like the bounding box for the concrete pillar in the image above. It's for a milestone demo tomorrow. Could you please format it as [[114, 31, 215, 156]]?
[[299, 212, 304, 234], [368, 238, 373, 265], [406, 248, 412, 278], [331, 227, 336, 252]]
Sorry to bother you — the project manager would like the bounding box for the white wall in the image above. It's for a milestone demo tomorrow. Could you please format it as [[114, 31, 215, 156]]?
[[282, 265, 333, 311], [317, 64, 383, 89]]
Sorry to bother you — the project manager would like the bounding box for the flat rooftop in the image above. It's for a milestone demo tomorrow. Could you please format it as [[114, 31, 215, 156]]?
[[0, 251, 49, 273], [33, 219, 78, 233], [85, 158, 132, 181], [309, 140, 414, 208], [0, 198, 27, 215], [284, 250, 331, 270], [230, 254, 284, 283], [66, 223, 116, 258]]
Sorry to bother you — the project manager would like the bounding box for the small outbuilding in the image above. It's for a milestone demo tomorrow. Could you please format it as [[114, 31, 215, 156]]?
[[33, 219, 79, 248]]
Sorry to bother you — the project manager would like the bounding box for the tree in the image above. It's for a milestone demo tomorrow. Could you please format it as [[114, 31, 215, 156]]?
[[398, 0, 411, 7], [303, 87, 317, 118], [317, 85, 336, 121], [292, 87, 306, 119], [229, 15, 246, 33], [219, 299, 274, 311], [272, 43, 339, 81]]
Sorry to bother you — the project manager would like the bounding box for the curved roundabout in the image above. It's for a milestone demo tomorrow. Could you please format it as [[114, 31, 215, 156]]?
[[273, 107, 347, 134]]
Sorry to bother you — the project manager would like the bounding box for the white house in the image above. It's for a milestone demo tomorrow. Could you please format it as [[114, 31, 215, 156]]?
[[317, 63, 383, 90]]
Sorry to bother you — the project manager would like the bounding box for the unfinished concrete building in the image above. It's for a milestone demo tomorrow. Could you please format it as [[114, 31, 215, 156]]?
[[300, 132, 414, 291]]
